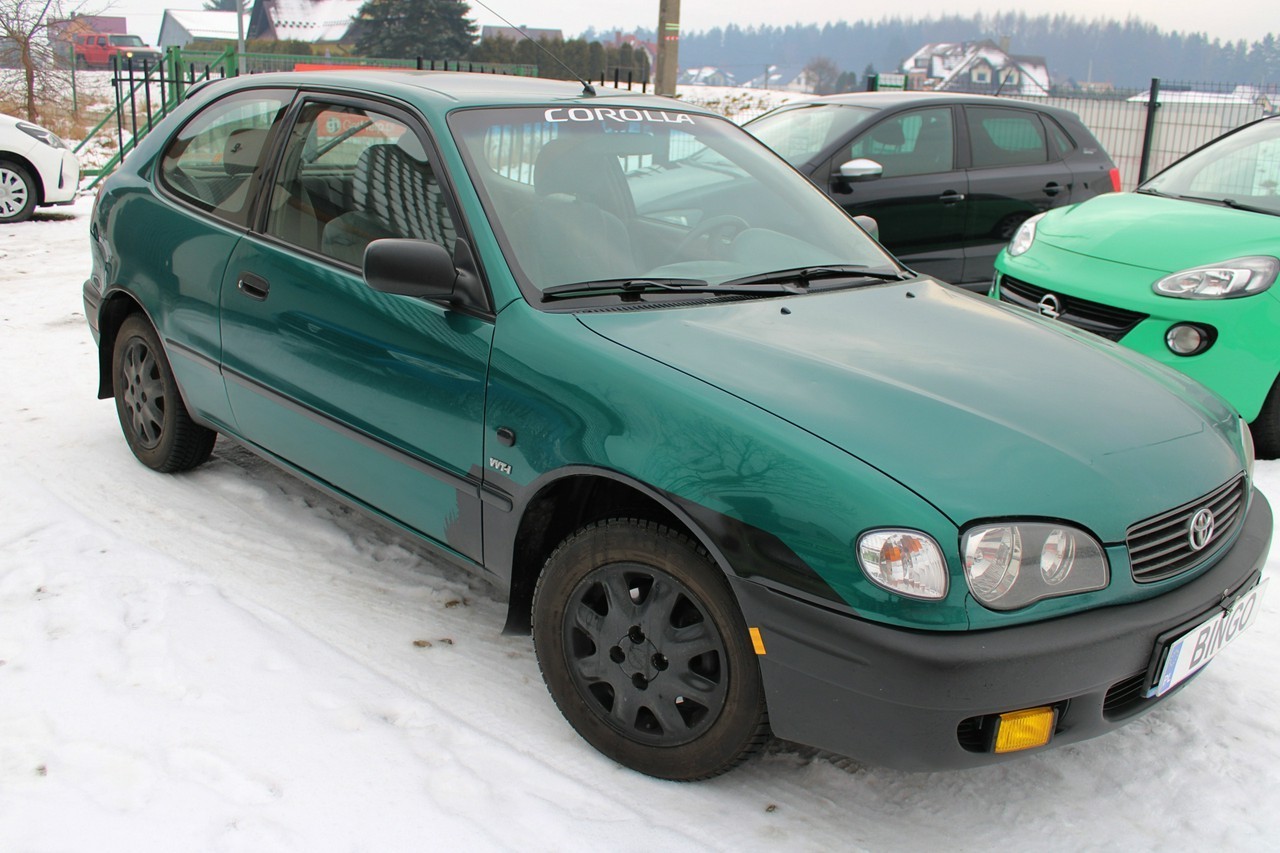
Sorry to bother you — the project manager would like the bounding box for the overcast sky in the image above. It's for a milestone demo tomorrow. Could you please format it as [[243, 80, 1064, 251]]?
[[102, 1, 1272, 50]]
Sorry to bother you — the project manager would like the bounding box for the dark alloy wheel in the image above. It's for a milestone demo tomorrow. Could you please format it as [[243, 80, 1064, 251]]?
[[112, 314, 217, 472], [533, 518, 768, 780]]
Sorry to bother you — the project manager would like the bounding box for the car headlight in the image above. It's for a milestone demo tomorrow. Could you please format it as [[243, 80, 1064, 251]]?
[[1007, 212, 1045, 257], [857, 530, 948, 600], [962, 522, 1108, 610], [16, 121, 67, 149], [1152, 256, 1278, 298]]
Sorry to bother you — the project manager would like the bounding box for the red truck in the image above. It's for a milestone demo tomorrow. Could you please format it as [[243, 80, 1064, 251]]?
[[72, 33, 163, 69]]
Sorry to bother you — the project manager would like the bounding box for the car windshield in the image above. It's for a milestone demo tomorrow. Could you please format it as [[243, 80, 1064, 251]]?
[[746, 103, 879, 167], [1142, 118, 1280, 216], [448, 106, 897, 297], [109, 35, 145, 47]]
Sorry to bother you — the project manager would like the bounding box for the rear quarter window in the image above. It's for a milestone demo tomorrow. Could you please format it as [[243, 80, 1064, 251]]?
[[158, 90, 291, 228]]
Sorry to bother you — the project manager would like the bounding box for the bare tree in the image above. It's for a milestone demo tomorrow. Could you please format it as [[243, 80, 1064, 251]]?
[[802, 56, 842, 96], [0, 0, 67, 121]]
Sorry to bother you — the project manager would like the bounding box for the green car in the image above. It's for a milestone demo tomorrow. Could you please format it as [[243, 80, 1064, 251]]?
[[994, 115, 1280, 457], [83, 71, 1270, 780]]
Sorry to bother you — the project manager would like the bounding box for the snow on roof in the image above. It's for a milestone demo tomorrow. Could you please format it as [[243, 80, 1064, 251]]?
[[160, 10, 242, 42], [261, 0, 362, 43]]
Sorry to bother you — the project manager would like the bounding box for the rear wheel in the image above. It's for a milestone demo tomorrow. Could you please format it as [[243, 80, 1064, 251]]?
[[1250, 377, 1280, 459], [112, 314, 217, 472], [0, 160, 37, 223], [532, 518, 768, 780]]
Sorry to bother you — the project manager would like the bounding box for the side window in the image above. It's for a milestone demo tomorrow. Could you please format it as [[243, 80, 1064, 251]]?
[[159, 90, 290, 227], [847, 108, 954, 177], [265, 101, 456, 266], [966, 107, 1049, 168], [97, 36, 107, 47]]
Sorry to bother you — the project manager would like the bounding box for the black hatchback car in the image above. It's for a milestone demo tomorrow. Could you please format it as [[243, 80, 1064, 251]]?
[[746, 92, 1120, 289]]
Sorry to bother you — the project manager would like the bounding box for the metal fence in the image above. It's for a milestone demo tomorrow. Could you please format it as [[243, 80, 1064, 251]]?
[[1028, 80, 1276, 189]]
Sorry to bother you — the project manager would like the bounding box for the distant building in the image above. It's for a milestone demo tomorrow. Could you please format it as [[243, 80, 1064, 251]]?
[[49, 14, 128, 40], [480, 25, 564, 43], [247, 0, 363, 43], [158, 10, 242, 49], [742, 65, 813, 93], [901, 40, 1050, 97], [678, 66, 736, 87]]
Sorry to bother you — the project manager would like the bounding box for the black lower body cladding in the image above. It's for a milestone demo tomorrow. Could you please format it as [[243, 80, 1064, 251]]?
[[731, 490, 1273, 770]]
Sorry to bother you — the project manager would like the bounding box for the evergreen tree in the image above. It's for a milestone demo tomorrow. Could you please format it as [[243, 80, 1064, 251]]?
[[353, 0, 477, 60], [203, 0, 239, 10]]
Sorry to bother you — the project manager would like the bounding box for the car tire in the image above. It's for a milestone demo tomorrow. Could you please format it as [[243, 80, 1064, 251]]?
[[532, 517, 769, 780], [112, 314, 217, 472], [1250, 377, 1280, 459], [0, 160, 38, 224]]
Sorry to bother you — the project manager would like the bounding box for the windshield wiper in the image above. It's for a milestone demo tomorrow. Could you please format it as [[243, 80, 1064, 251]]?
[[1172, 193, 1278, 215], [722, 265, 909, 288], [541, 277, 802, 301]]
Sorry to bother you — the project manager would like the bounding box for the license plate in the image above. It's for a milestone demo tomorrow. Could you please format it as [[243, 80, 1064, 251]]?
[[1151, 579, 1267, 697]]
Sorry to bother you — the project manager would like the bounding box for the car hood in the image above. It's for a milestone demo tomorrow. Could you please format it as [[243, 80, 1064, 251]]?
[[1035, 192, 1280, 272], [578, 281, 1241, 540]]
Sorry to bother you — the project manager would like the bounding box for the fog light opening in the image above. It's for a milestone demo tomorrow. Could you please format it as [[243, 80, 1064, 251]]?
[[1165, 323, 1216, 356], [993, 706, 1058, 754]]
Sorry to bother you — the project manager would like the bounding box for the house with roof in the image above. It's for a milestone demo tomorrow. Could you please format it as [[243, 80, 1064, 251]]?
[[901, 40, 1050, 97], [158, 10, 243, 49], [247, 0, 364, 43], [480, 25, 564, 44], [741, 65, 814, 93], [678, 66, 736, 87]]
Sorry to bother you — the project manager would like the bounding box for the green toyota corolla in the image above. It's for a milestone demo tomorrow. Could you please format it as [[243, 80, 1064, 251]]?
[[994, 115, 1280, 457], [83, 71, 1271, 780]]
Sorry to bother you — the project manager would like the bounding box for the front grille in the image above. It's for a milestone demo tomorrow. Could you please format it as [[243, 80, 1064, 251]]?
[[1127, 475, 1247, 583], [998, 275, 1147, 341], [1102, 672, 1149, 719]]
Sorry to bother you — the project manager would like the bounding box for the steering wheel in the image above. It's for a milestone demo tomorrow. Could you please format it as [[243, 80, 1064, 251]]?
[[675, 215, 750, 260]]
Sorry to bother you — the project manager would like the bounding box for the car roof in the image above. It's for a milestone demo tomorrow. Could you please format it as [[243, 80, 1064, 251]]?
[[206, 70, 711, 118], [778, 90, 1079, 116]]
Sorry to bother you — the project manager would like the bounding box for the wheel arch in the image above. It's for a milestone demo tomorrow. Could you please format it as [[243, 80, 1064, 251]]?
[[94, 288, 149, 399], [501, 468, 734, 635], [0, 153, 44, 206]]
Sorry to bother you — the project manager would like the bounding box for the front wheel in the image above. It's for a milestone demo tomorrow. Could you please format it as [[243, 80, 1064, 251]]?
[[0, 160, 37, 223], [112, 314, 217, 472], [532, 518, 769, 780]]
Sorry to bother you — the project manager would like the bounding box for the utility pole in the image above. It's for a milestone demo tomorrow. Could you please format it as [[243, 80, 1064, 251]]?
[[655, 0, 680, 97], [236, 0, 247, 75]]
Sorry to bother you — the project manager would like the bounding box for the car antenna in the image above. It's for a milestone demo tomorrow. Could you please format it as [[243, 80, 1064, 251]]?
[[469, 0, 597, 97]]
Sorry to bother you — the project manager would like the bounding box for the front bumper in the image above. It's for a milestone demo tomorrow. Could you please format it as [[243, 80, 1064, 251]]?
[[730, 489, 1272, 771]]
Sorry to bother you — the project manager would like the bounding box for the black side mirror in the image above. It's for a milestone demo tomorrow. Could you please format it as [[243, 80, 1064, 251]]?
[[363, 238, 491, 314]]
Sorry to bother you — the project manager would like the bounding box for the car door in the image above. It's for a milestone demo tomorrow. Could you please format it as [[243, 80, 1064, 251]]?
[[821, 106, 966, 282], [218, 95, 494, 564], [960, 105, 1077, 283], [148, 88, 294, 433]]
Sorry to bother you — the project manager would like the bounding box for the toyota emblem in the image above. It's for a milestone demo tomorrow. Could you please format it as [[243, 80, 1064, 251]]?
[[1188, 508, 1215, 552], [1037, 293, 1062, 319]]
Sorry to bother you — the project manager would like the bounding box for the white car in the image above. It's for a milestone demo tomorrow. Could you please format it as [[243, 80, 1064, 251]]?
[[0, 112, 80, 223]]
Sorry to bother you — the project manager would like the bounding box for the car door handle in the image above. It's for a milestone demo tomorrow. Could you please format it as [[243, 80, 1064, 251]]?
[[939, 190, 966, 204], [237, 272, 270, 301], [1043, 182, 1063, 197]]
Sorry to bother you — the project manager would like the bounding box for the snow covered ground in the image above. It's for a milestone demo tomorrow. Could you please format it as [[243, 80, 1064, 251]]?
[[1, 197, 1278, 852]]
